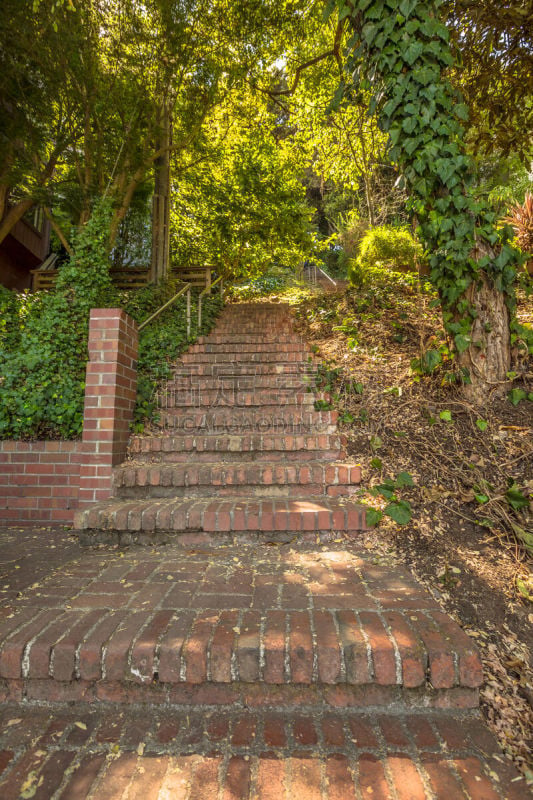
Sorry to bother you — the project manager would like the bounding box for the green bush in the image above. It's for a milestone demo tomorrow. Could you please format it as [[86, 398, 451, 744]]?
[[227, 270, 303, 300], [348, 225, 425, 287]]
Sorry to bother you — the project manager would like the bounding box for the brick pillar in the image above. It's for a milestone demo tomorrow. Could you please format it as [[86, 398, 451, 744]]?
[[79, 309, 138, 505]]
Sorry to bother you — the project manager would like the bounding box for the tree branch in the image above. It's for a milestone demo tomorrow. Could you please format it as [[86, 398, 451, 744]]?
[[257, 21, 345, 99]]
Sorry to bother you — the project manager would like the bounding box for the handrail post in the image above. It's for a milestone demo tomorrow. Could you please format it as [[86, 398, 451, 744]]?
[[220, 277, 224, 299], [198, 296, 202, 331], [186, 288, 191, 338]]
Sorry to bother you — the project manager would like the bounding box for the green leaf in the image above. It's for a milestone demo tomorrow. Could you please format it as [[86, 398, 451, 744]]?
[[508, 388, 526, 406], [454, 334, 470, 353], [370, 457, 383, 470], [402, 117, 418, 134], [454, 103, 469, 121], [505, 484, 529, 511], [511, 523, 533, 557], [370, 435, 382, 451], [422, 349, 441, 373], [384, 500, 412, 525], [474, 493, 489, 504], [476, 419, 488, 431], [395, 471, 414, 488], [439, 410, 452, 422], [376, 483, 396, 500], [404, 41, 424, 66], [365, 507, 383, 527], [516, 577, 533, 602]]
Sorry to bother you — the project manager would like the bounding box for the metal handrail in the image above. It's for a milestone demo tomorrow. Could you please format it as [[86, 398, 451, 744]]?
[[138, 283, 192, 333], [198, 274, 224, 329], [303, 263, 337, 288], [317, 266, 337, 287]]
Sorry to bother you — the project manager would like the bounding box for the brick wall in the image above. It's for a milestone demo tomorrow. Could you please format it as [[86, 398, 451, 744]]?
[[0, 441, 82, 525], [0, 309, 139, 525]]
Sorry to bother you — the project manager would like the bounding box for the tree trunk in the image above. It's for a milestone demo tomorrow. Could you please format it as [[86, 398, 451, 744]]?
[[150, 101, 171, 284], [0, 183, 9, 221], [455, 273, 511, 404], [43, 207, 73, 255]]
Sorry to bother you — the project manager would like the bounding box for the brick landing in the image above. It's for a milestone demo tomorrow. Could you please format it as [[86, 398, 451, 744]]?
[[0, 529, 528, 797], [0, 704, 527, 799]]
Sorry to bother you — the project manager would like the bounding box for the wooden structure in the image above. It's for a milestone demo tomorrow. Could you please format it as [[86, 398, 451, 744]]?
[[31, 261, 215, 292], [31, 261, 151, 292], [0, 206, 51, 290], [171, 265, 213, 288]]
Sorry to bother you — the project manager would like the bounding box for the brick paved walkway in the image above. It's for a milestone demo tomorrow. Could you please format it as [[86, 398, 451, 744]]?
[[0, 529, 529, 798]]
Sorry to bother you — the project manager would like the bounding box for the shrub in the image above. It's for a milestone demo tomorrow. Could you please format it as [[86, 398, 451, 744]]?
[[0, 200, 116, 439], [227, 270, 302, 300], [337, 211, 369, 258], [348, 225, 425, 287]]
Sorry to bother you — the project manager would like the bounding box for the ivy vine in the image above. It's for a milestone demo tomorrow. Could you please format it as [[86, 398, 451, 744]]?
[[328, 0, 525, 355]]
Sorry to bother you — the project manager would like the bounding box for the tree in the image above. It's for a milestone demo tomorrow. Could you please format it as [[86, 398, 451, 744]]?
[[327, 0, 527, 403], [443, 0, 533, 160], [170, 89, 315, 279]]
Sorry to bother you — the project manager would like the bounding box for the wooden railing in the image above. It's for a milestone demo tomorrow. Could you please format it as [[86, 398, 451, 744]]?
[[32, 264, 215, 292], [31, 267, 151, 292], [171, 265, 213, 288]]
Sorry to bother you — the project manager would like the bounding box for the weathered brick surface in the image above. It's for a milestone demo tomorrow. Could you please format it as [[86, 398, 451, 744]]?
[[77, 496, 367, 538], [0, 530, 482, 705], [0, 704, 527, 799]]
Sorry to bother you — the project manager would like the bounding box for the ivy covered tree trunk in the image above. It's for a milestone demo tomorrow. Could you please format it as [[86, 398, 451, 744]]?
[[456, 274, 511, 402], [334, 0, 522, 403]]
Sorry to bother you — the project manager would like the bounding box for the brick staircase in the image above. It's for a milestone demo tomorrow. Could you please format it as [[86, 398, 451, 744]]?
[[74, 303, 367, 544], [0, 302, 524, 797]]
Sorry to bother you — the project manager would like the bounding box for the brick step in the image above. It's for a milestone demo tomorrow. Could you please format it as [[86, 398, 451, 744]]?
[[113, 461, 361, 498], [128, 431, 345, 459], [213, 325, 294, 333], [0, 608, 481, 708], [179, 351, 310, 363], [215, 317, 293, 325], [161, 375, 314, 391], [1, 537, 487, 718], [188, 342, 308, 354], [153, 406, 338, 433], [155, 389, 318, 408], [196, 334, 305, 344], [169, 363, 316, 376], [74, 496, 367, 538]]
